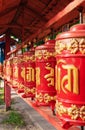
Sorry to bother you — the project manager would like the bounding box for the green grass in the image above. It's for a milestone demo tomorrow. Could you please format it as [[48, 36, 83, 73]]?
[[0, 88, 25, 127], [0, 87, 4, 93], [0, 87, 4, 105], [2, 111, 26, 127]]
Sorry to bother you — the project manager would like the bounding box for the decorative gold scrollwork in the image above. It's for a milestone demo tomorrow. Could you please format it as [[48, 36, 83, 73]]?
[[69, 39, 79, 54], [79, 38, 85, 54], [44, 93, 56, 103], [55, 38, 85, 54], [35, 50, 55, 60], [24, 87, 36, 95], [80, 106, 85, 121], [36, 93, 43, 102], [23, 55, 35, 62], [19, 83, 25, 89], [36, 93, 56, 103], [68, 105, 79, 120], [55, 41, 66, 54], [56, 100, 85, 121]]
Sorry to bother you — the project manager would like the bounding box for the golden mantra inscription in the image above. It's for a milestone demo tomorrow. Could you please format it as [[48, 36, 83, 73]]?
[[36, 67, 40, 86], [21, 67, 25, 80], [44, 63, 54, 86], [36, 63, 54, 87], [56, 59, 79, 94], [13, 66, 18, 78], [55, 38, 85, 54], [26, 67, 35, 82], [36, 93, 56, 103], [56, 100, 85, 121]]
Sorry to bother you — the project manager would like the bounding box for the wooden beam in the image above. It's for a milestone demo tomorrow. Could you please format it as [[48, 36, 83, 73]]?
[[25, 6, 47, 22], [25, 0, 85, 41], [8, 0, 85, 55], [45, 0, 85, 28], [0, 5, 18, 17], [0, 23, 37, 30], [11, 0, 28, 24], [0, 24, 21, 29]]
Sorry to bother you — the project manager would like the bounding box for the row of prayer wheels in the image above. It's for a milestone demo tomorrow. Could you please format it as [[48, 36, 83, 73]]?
[[3, 24, 85, 128]]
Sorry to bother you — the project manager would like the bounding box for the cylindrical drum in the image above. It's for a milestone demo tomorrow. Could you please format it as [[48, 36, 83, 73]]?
[[55, 24, 85, 127], [3, 60, 6, 80], [12, 56, 19, 88], [5, 58, 12, 83], [10, 58, 13, 84], [22, 48, 36, 99], [35, 40, 56, 111], [18, 55, 25, 93]]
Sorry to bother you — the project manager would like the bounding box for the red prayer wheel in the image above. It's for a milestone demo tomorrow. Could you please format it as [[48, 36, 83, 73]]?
[[10, 58, 13, 84], [18, 54, 25, 93], [3, 60, 6, 80], [12, 56, 19, 88], [22, 48, 36, 99], [35, 40, 56, 111], [5, 58, 12, 83], [55, 24, 85, 127]]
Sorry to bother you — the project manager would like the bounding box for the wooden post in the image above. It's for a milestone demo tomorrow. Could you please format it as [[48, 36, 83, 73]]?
[[4, 33, 11, 111]]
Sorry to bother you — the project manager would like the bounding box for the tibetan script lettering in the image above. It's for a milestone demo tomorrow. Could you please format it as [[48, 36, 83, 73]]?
[[56, 59, 79, 94], [13, 66, 18, 78], [26, 67, 34, 82], [44, 63, 54, 86], [36, 67, 40, 86], [21, 67, 25, 80]]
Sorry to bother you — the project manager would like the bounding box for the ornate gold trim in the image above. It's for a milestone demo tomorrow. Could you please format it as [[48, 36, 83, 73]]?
[[24, 87, 35, 95], [55, 38, 85, 54], [23, 55, 35, 62], [18, 83, 25, 89], [35, 50, 55, 60], [13, 58, 18, 63], [36, 93, 56, 103], [56, 100, 85, 121]]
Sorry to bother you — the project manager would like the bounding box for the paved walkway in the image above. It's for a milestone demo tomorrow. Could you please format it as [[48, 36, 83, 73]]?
[[0, 88, 57, 130], [11, 90, 57, 130]]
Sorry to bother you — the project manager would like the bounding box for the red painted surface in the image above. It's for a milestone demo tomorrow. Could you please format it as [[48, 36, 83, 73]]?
[[12, 56, 19, 88], [22, 48, 36, 98], [4, 34, 11, 109], [5, 58, 12, 83], [55, 24, 85, 127], [35, 40, 56, 111], [17, 54, 25, 93], [4, 81, 11, 109]]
